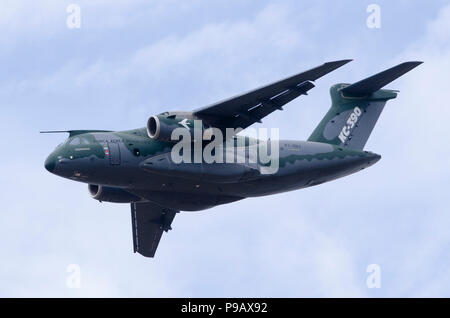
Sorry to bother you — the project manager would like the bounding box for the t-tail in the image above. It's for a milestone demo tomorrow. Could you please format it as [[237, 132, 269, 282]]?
[[308, 61, 422, 150]]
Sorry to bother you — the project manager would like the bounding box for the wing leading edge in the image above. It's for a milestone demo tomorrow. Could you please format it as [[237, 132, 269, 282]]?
[[193, 59, 352, 131], [131, 202, 178, 258]]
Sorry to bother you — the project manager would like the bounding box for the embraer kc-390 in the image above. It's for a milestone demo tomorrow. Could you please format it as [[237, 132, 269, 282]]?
[[43, 59, 422, 257]]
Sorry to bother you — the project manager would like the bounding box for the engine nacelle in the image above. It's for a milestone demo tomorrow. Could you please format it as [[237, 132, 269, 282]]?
[[147, 114, 204, 142], [88, 184, 141, 203]]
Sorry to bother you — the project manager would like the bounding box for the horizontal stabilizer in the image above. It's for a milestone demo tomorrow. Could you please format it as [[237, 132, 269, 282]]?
[[340, 61, 423, 97], [40, 130, 112, 137]]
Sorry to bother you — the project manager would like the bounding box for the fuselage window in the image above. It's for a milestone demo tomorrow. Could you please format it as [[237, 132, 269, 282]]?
[[69, 137, 80, 145]]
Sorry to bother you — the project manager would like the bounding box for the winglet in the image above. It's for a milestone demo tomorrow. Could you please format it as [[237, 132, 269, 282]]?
[[340, 61, 423, 97]]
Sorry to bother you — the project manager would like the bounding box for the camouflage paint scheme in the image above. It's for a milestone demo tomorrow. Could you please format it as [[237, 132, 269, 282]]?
[[43, 60, 421, 257], [44, 108, 380, 211]]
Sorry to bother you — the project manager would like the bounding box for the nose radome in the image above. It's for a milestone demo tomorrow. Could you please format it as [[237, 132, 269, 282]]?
[[44, 155, 56, 173]]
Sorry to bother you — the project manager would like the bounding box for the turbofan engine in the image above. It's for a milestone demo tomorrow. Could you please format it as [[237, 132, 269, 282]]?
[[88, 184, 141, 203], [146, 114, 206, 142]]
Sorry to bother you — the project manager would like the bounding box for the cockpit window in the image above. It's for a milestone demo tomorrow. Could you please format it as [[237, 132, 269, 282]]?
[[69, 137, 80, 145]]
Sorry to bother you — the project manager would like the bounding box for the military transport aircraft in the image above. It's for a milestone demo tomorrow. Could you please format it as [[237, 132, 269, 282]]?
[[43, 60, 421, 257]]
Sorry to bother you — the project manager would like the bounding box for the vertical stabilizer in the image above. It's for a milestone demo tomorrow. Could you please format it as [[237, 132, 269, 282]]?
[[308, 62, 422, 150]]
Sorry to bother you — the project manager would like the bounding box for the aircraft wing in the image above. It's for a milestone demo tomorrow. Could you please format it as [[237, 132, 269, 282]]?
[[193, 59, 352, 132], [131, 202, 178, 258]]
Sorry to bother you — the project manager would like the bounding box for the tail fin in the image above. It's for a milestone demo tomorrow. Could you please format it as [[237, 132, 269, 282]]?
[[308, 61, 422, 150]]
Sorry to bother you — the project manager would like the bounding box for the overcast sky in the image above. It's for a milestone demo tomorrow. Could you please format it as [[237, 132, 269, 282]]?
[[1, 0, 449, 297]]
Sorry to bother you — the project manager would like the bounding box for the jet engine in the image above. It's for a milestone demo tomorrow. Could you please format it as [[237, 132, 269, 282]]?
[[88, 184, 142, 203], [147, 114, 204, 142]]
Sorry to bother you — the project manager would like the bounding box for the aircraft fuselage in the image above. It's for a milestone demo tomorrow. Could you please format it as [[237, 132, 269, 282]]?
[[44, 129, 380, 211]]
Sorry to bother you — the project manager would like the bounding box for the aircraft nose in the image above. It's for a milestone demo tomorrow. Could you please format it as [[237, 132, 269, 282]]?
[[44, 155, 56, 173]]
